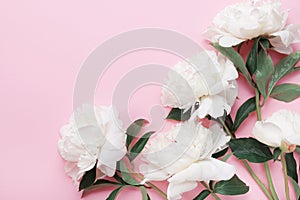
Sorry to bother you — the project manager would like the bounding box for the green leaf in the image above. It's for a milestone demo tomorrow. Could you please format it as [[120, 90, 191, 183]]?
[[268, 51, 300, 95], [212, 147, 228, 159], [119, 161, 140, 185], [140, 186, 151, 200], [232, 97, 256, 131], [225, 114, 234, 132], [82, 180, 122, 197], [229, 138, 273, 163], [246, 38, 259, 75], [209, 181, 214, 190], [126, 119, 148, 150], [166, 107, 191, 121], [270, 83, 300, 102], [259, 38, 270, 51], [290, 178, 300, 200], [288, 66, 300, 74], [79, 163, 97, 191], [106, 187, 123, 200], [193, 190, 211, 200], [113, 173, 127, 185], [273, 148, 281, 161], [296, 147, 300, 154], [212, 43, 253, 86], [214, 175, 249, 195], [129, 131, 155, 161], [285, 153, 298, 183], [255, 50, 274, 98]]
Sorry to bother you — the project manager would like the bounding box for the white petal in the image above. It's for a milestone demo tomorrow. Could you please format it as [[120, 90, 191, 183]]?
[[97, 141, 126, 176], [167, 181, 198, 200], [205, 124, 231, 157], [140, 163, 170, 181], [266, 110, 300, 139], [286, 24, 300, 43], [224, 81, 238, 108], [271, 30, 294, 46], [269, 35, 293, 54], [219, 35, 245, 47], [202, 26, 224, 43], [77, 153, 97, 175], [253, 121, 283, 147], [168, 158, 235, 184], [286, 134, 300, 146], [197, 97, 212, 118], [222, 58, 239, 81], [65, 162, 81, 185], [272, 45, 293, 55], [161, 70, 198, 108], [204, 95, 230, 119], [77, 126, 102, 154]]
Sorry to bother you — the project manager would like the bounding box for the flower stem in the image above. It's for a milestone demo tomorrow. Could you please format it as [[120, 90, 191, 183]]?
[[133, 172, 167, 199], [147, 181, 168, 199], [242, 160, 274, 200], [281, 153, 290, 200], [264, 162, 279, 200], [200, 181, 221, 200], [255, 88, 262, 121], [253, 89, 275, 200], [218, 109, 273, 199], [218, 118, 235, 138]]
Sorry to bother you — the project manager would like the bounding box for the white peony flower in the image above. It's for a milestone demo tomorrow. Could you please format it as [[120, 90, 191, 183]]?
[[253, 110, 300, 152], [140, 121, 236, 200], [58, 105, 126, 184], [204, 0, 300, 54], [162, 51, 238, 119]]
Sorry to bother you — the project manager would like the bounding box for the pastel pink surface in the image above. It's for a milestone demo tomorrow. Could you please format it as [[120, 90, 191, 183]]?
[[1, 0, 299, 200]]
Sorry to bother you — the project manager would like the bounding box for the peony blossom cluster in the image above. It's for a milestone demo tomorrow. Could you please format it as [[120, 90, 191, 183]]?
[[141, 121, 235, 200], [161, 51, 238, 119], [58, 0, 300, 199], [204, 0, 300, 54], [58, 105, 126, 184]]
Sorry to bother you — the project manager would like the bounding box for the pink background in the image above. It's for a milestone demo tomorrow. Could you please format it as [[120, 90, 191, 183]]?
[[1, 0, 299, 199]]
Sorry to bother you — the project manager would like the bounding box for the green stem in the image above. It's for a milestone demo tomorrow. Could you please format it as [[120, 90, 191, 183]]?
[[242, 160, 274, 200], [133, 172, 167, 199], [218, 118, 235, 138], [254, 89, 275, 200], [281, 153, 290, 200], [147, 181, 168, 199], [255, 88, 262, 121], [218, 109, 273, 199], [264, 162, 279, 200], [200, 181, 221, 200]]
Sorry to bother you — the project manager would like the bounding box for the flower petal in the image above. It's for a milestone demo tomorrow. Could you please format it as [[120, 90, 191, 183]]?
[[199, 95, 231, 119], [269, 35, 293, 54], [78, 153, 97, 175], [219, 35, 245, 47], [271, 30, 294, 46], [253, 121, 283, 147], [166, 158, 235, 199], [140, 163, 170, 181], [265, 110, 300, 140], [286, 134, 300, 146], [286, 24, 300, 43], [168, 158, 235, 184], [98, 140, 126, 177], [167, 181, 198, 200], [65, 161, 81, 185]]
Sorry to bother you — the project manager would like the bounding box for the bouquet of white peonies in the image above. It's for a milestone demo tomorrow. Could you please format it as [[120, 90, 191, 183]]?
[[58, 1, 300, 200]]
